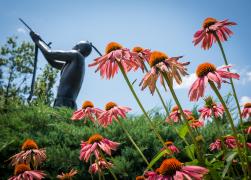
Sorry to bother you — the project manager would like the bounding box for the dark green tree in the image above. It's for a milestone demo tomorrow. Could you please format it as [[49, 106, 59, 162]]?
[[0, 36, 34, 106], [33, 64, 58, 105]]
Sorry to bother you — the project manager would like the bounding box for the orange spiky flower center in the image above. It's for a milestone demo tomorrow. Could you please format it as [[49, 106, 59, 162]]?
[[136, 176, 145, 180], [14, 163, 31, 176], [165, 141, 173, 146], [224, 135, 235, 140], [196, 62, 216, 77], [82, 101, 94, 109], [105, 42, 123, 54], [155, 168, 161, 174], [203, 17, 217, 29], [244, 102, 251, 108], [87, 134, 103, 144], [133, 46, 144, 53], [158, 158, 183, 176], [149, 51, 168, 67], [105, 102, 117, 111], [191, 119, 199, 123], [21, 139, 38, 151], [171, 105, 179, 112], [187, 115, 196, 121]]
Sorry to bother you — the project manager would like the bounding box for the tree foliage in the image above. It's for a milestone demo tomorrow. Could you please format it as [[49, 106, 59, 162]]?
[[0, 36, 58, 107], [0, 36, 34, 105]]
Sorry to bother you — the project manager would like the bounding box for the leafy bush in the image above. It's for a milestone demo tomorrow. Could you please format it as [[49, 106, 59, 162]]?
[[0, 103, 243, 179]]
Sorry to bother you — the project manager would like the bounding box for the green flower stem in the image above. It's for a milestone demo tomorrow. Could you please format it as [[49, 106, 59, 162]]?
[[214, 34, 244, 129], [209, 81, 248, 177], [173, 126, 194, 160], [98, 172, 101, 180], [143, 62, 169, 116], [117, 62, 167, 148], [143, 62, 193, 155], [214, 34, 250, 177], [211, 111, 228, 153], [98, 150, 118, 180], [116, 118, 150, 165], [101, 172, 105, 180], [161, 72, 203, 162]]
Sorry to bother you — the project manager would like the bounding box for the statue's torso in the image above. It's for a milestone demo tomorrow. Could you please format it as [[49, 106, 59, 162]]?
[[57, 53, 85, 100]]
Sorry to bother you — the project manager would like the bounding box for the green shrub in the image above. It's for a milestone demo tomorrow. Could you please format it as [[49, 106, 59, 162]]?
[[0, 103, 236, 179]]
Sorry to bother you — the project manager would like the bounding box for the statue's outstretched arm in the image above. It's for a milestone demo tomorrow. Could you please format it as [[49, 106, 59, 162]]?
[[30, 32, 77, 69], [37, 40, 77, 64]]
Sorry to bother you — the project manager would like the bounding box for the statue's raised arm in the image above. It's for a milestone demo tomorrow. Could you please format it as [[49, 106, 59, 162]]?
[[30, 31, 92, 109]]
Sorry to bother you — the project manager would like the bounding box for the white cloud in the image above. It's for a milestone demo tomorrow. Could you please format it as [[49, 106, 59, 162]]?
[[240, 96, 251, 105], [17, 28, 26, 34], [174, 73, 196, 89], [246, 72, 251, 81], [231, 67, 251, 85]]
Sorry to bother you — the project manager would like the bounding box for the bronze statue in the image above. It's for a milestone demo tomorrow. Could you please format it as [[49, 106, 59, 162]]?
[[30, 31, 92, 109]]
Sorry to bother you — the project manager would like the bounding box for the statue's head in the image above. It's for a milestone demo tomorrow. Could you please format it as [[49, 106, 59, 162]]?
[[73, 41, 92, 57]]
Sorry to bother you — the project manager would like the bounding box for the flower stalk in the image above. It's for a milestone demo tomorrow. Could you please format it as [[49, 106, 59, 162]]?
[[117, 62, 167, 148], [143, 62, 169, 116], [98, 150, 117, 180], [214, 33, 244, 128], [209, 80, 248, 177], [162, 72, 204, 163], [116, 118, 150, 165]]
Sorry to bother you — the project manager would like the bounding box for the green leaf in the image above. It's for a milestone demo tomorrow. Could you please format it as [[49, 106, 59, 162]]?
[[145, 149, 170, 172], [0, 139, 15, 152], [222, 151, 238, 179], [209, 151, 224, 164], [184, 144, 195, 160], [177, 124, 188, 139], [185, 159, 199, 165]]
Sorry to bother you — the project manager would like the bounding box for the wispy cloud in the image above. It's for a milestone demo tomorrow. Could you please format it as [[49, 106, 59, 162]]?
[[232, 67, 251, 85], [174, 73, 196, 89], [246, 71, 251, 81], [240, 96, 251, 105], [17, 27, 26, 34]]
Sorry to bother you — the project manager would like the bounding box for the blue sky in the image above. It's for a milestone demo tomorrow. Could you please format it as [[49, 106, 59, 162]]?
[[1, 0, 251, 113]]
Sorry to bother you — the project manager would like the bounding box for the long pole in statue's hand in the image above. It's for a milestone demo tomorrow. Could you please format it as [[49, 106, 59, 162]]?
[[27, 45, 38, 102], [18, 18, 52, 103], [90, 43, 102, 56]]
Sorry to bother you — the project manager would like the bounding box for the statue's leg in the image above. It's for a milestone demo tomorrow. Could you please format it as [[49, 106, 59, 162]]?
[[54, 97, 77, 110]]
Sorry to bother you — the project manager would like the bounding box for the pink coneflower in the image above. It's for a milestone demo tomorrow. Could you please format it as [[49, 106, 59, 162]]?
[[8, 163, 46, 180], [88, 158, 113, 174], [98, 102, 131, 127], [145, 158, 208, 180], [242, 102, 251, 119], [129, 46, 151, 72], [71, 101, 103, 122], [193, 17, 236, 50], [199, 96, 224, 121], [209, 135, 237, 151], [224, 135, 237, 149], [247, 143, 251, 150], [190, 119, 204, 129], [9, 139, 46, 167], [189, 63, 240, 102], [140, 51, 189, 95], [161, 141, 180, 154], [56, 169, 78, 180], [245, 126, 251, 134], [166, 105, 192, 123], [80, 134, 119, 162], [209, 139, 222, 151], [88, 42, 136, 79]]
